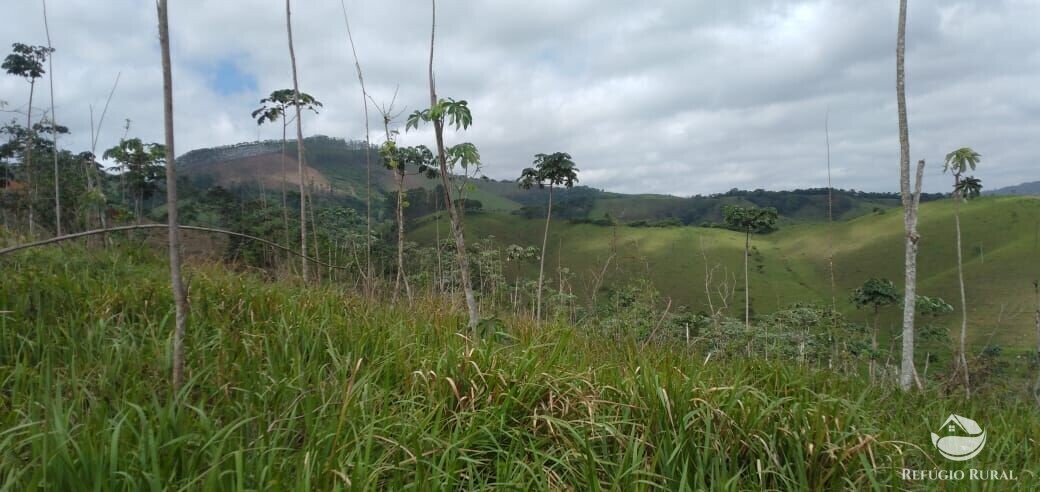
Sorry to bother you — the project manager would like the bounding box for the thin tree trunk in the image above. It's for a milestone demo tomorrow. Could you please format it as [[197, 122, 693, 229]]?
[[955, 197, 971, 397], [435, 192, 442, 295], [395, 172, 412, 301], [744, 228, 750, 330], [309, 186, 321, 282], [1034, 282, 1039, 407], [26, 79, 36, 236], [280, 118, 290, 249], [157, 0, 189, 392], [825, 108, 838, 361], [286, 0, 308, 282], [870, 307, 880, 384], [896, 0, 922, 391], [87, 72, 119, 233], [339, 0, 373, 294], [428, 0, 478, 329], [536, 184, 553, 321], [43, 0, 61, 236]]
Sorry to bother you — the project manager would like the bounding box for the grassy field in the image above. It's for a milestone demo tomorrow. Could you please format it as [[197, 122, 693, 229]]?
[[411, 196, 1040, 350], [1, 247, 1038, 489]]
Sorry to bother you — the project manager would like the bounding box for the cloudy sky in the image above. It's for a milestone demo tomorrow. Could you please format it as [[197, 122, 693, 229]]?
[[2, 0, 1037, 195]]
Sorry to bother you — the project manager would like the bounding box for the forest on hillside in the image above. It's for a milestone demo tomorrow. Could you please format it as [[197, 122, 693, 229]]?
[[2, 0, 1039, 489]]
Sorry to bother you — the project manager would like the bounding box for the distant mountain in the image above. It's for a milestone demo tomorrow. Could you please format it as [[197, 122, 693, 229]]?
[[986, 181, 1040, 196], [177, 136, 943, 224]]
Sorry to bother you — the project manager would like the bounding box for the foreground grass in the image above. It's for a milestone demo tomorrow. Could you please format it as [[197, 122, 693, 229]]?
[[1, 247, 1038, 490]]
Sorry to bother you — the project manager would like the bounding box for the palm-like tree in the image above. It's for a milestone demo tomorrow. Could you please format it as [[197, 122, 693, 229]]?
[[722, 205, 778, 331], [517, 152, 578, 321], [251, 89, 322, 248], [944, 146, 983, 398], [3, 42, 54, 235], [382, 141, 436, 300]]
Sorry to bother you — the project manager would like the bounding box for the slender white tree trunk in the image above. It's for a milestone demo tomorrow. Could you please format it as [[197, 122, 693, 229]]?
[[536, 184, 553, 320], [340, 1, 373, 294], [280, 118, 290, 249], [43, 0, 61, 236], [429, 0, 478, 329], [744, 229, 750, 330], [953, 196, 972, 397], [896, 0, 923, 391], [26, 80, 36, 236], [286, 0, 308, 282], [157, 0, 189, 391]]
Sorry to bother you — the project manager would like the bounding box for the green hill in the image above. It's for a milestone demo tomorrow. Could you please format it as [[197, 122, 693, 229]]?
[[411, 196, 1040, 349], [177, 138, 941, 223]]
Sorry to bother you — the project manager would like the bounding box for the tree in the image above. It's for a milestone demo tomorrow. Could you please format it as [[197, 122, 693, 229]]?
[[851, 278, 900, 383], [517, 152, 579, 321], [285, 0, 310, 282], [3, 42, 54, 235], [722, 205, 778, 330], [405, 0, 480, 329], [944, 146, 983, 397], [896, 0, 925, 391], [156, 0, 189, 391], [339, 0, 375, 294], [42, 0, 62, 236], [102, 138, 164, 222], [381, 141, 435, 301], [251, 89, 322, 248]]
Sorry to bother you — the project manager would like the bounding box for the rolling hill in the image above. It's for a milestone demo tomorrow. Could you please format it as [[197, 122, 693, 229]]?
[[410, 196, 1040, 350], [988, 180, 1040, 196], [177, 137, 942, 223]]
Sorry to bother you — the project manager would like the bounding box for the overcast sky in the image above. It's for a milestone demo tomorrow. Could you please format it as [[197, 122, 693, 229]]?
[[2, 0, 1037, 195]]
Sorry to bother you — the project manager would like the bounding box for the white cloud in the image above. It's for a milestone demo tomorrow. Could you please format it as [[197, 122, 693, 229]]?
[[2, 0, 1037, 195]]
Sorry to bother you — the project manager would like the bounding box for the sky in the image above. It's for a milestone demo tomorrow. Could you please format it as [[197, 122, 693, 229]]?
[[1, 0, 1037, 196]]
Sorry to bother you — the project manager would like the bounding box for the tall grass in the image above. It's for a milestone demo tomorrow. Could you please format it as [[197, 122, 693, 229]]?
[[1, 246, 1038, 490]]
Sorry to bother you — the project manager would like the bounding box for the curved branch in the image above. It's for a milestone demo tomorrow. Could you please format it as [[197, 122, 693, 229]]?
[[0, 224, 353, 270]]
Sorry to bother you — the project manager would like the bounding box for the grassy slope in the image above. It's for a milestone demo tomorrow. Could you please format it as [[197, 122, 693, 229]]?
[[411, 197, 1040, 349], [1, 248, 1038, 489]]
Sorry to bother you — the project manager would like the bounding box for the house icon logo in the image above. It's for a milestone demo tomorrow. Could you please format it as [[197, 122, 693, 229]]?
[[930, 415, 986, 461]]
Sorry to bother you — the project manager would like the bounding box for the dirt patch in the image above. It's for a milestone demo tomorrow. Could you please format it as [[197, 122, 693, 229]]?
[[188, 152, 330, 191]]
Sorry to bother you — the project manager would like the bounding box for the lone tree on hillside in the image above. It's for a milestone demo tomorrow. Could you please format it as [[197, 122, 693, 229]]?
[[251, 89, 322, 248], [896, 0, 925, 391], [3, 42, 54, 235], [382, 142, 436, 300], [404, 0, 483, 330], [102, 138, 164, 223], [517, 152, 579, 321], [851, 278, 900, 384], [285, 0, 311, 282], [722, 205, 778, 330], [944, 146, 983, 397]]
